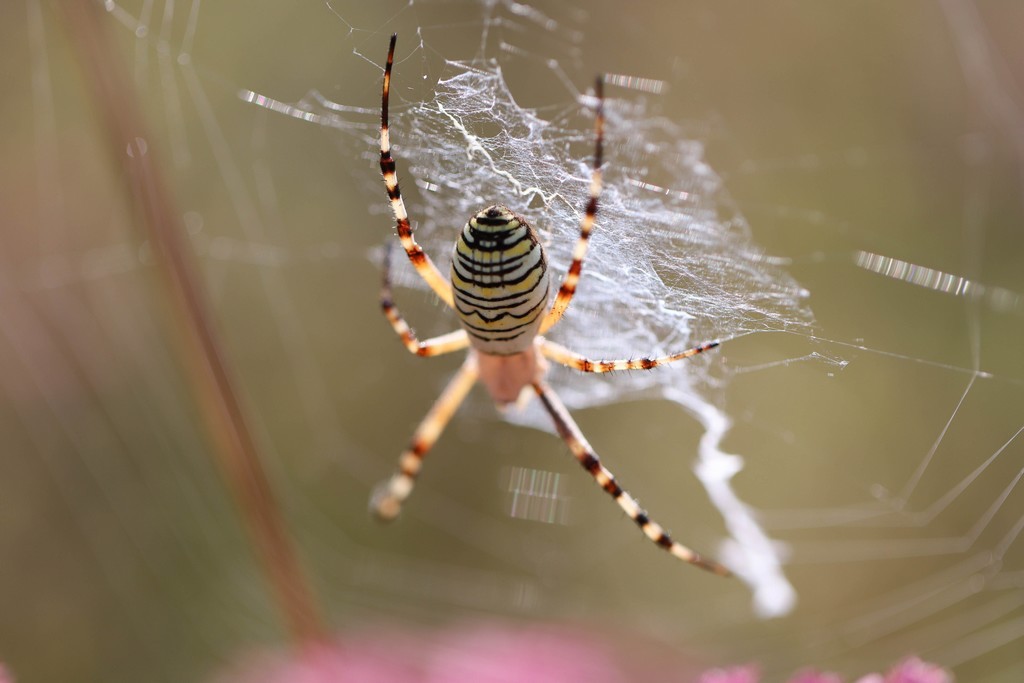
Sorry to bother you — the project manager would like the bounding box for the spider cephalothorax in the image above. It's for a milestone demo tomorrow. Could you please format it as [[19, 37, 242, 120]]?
[[371, 33, 728, 576]]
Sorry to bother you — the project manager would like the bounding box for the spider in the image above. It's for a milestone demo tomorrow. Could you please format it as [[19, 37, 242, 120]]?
[[371, 34, 729, 576]]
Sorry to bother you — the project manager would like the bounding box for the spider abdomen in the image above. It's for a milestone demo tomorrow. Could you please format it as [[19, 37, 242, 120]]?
[[451, 205, 550, 355]]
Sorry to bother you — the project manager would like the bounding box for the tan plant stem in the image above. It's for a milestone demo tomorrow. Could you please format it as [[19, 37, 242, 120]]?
[[57, 0, 325, 644]]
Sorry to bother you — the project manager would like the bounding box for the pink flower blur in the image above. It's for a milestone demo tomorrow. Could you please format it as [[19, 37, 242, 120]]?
[[424, 624, 628, 683], [698, 665, 760, 683], [854, 657, 953, 683], [697, 657, 952, 683], [213, 625, 955, 683], [214, 624, 635, 683]]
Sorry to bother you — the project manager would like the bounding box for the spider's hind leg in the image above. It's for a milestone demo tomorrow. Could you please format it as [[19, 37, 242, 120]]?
[[370, 355, 479, 520], [531, 378, 730, 576]]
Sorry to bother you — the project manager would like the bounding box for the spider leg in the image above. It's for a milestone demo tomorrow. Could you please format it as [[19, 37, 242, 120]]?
[[380, 242, 469, 357], [540, 76, 604, 334], [532, 378, 730, 576], [371, 354, 479, 521], [540, 338, 718, 372], [380, 34, 454, 308]]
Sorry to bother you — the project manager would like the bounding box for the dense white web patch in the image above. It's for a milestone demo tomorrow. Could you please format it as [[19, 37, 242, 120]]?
[[396, 59, 813, 351]]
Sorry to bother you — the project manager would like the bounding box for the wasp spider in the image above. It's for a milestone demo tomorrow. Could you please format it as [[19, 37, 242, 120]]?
[[372, 34, 728, 576]]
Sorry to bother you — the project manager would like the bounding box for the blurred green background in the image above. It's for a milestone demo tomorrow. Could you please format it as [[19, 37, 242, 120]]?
[[1, 1, 1022, 681]]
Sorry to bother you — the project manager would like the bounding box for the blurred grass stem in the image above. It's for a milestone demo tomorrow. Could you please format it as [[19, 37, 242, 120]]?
[[57, 0, 325, 644]]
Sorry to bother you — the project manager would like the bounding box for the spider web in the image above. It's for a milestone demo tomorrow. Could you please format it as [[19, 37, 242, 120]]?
[[3, 1, 1023, 682]]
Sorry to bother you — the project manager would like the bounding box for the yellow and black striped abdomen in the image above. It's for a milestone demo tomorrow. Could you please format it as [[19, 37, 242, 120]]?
[[451, 205, 550, 355]]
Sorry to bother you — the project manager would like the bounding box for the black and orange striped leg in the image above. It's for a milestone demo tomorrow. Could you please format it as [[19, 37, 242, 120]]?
[[540, 76, 605, 334], [531, 379, 730, 576], [380, 242, 468, 357], [380, 33, 454, 308], [371, 355, 480, 521], [540, 338, 719, 372]]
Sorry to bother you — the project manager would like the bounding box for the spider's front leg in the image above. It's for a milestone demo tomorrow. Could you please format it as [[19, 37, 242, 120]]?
[[380, 33, 454, 309], [540, 76, 604, 334], [540, 337, 718, 373], [532, 378, 730, 576], [371, 355, 479, 520]]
